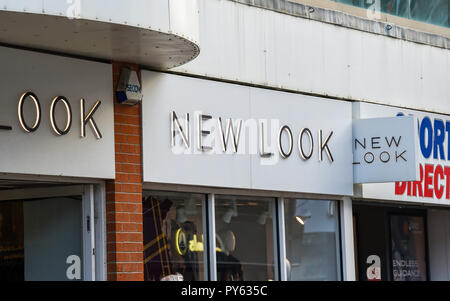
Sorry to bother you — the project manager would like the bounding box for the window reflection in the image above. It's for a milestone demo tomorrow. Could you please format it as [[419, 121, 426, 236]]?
[[332, 0, 449, 28], [143, 191, 206, 281], [0, 202, 24, 280], [284, 199, 340, 281], [214, 196, 276, 281], [0, 197, 83, 281]]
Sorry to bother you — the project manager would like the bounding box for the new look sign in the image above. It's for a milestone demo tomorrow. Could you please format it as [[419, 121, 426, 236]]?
[[142, 71, 354, 196], [353, 116, 419, 184], [0, 46, 114, 179]]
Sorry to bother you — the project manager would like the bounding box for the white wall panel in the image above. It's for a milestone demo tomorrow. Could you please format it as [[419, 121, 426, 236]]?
[[421, 47, 448, 109], [323, 25, 350, 98], [169, 0, 200, 43], [173, 0, 449, 114]]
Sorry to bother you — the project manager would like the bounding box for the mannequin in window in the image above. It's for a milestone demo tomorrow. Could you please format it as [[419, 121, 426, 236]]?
[[216, 230, 244, 281]]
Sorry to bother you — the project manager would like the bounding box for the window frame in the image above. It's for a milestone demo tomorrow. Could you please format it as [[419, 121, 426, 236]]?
[[143, 183, 346, 281]]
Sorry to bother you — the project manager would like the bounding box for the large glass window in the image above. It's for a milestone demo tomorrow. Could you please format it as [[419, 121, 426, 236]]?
[[0, 197, 83, 281], [143, 191, 206, 281], [214, 196, 276, 281], [331, 0, 449, 28], [142, 191, 344, 281], [284, 199, 341, 281]]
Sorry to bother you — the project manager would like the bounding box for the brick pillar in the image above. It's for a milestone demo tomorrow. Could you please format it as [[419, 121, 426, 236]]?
[[106, 62, 144, 281]]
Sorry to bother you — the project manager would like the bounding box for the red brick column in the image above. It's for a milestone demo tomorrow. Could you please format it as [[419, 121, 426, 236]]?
[[106, 63, 144, 281]]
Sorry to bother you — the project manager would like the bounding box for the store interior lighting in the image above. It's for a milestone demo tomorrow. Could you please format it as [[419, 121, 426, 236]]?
[[295, 216, 305, 225], [295, 200, 312, 225], [327, 201, 335, 217]]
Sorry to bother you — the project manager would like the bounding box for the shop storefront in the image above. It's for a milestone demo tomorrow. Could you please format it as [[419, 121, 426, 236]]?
[[140, 71, 354, 281], [0, 0, 446, 284], [0, 46, 115, 280], [353, 102, 450, 281], [1, 48, 446, 282]]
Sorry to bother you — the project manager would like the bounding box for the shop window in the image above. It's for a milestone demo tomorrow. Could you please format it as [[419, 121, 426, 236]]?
[[0, 197, 83, 281], [142, 191, 344, 281], [331, 0, 449, 28], [390, 215, 427, 281], [283, 199, 341, 281], [353, 204, 429, 281], [0, 201, 23, 280], [143, 191, 206, 281], [214, 196, 277, 281]]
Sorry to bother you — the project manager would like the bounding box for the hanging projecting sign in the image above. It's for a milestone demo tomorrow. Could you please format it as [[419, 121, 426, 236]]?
[[355, 102, 450, 205], [141, 71, 354, 196], [353, 116, 419, 184], [0, 46, 114, 179]]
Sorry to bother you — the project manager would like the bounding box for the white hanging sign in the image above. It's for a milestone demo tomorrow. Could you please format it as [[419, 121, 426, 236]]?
[[353, 116, 419, 184]]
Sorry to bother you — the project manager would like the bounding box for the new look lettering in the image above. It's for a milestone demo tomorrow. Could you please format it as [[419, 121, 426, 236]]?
[[353, 136, 406, 165], [170, 110, 335, 164], [279, 126, 334, 162], [18, 92, 41, 132], [50, 96, 72, 136], [15, 91, 102, 139]]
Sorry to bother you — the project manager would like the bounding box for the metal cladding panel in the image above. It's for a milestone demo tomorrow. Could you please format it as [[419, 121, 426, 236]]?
[[359, 32, 387, 103], [0, 0, 200, 69], [169, 0, 200, 43], [322, 24, 350, 98], [142, 70, 353, 196], [0, 46, 115, 179], [80, 0, 170, 31], [173, 0, 450, 115], [1, 0, 42, 12], [2, 0, 168, 30], [347, 29, 365, 100], [421, 47, 448, 107]]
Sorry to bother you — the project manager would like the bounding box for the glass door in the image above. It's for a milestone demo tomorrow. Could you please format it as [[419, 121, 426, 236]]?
[[0, 184, 96, 281]]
